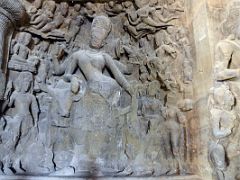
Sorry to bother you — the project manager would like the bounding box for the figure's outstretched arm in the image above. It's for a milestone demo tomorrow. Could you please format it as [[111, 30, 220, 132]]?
[[38, 83, 55, 98], [104, 53, 131, 94], [114, 60, 132, 75]]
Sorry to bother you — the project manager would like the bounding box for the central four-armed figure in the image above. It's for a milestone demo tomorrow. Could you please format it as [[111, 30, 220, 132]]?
[[54, 15, 132, 99]]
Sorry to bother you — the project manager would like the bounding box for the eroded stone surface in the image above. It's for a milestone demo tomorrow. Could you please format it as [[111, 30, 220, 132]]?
[[0, 0, 222, 179]]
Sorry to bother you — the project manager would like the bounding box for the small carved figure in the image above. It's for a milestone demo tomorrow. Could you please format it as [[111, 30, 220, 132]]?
[[162, 106, 186, 173], [0, 0, 27, 99], [146, 50, 179, 92], [81, 2, 97, 18], [65, 16, 84, 45], [139, 65, 149, 83], [9, 32, 39, 73], [165, 0, 184, 13], [175, 28, 193, 84], [213, 28, 240, 121], [12, 32, 32, 60], [68, 4, 81, 18], [124, 2, 173, 39], [41, 2, 69, 33], [120, 43, 147, 65], [26, 0, 43, 19], [33, 41, 51, 59], [7, 72, 39, 172], [8, 72, 39, 141], [30, 1, 56, 30]]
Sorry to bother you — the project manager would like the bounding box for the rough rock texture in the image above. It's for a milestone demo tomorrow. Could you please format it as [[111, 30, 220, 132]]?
[[1, 0, 240, 179]]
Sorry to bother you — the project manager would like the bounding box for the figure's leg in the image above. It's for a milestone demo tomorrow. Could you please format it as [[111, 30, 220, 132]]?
[[136, 23, 155, 32], [170, 131, 180, 158], [215, 170, 225, 180], [170, 130, 182, 174], [162, 132, 172, 159]]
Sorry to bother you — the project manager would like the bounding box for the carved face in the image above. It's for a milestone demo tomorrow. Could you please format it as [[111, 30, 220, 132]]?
[[123, 1, 133, 8], [74, 4, 81, 12], [108, 1, 115, 8], [85, 2, 95, 10], [15, 72, 32, 93], [43, 0, 56, 13], [19, 32, 32, 46], [90, 16, 112, 49]]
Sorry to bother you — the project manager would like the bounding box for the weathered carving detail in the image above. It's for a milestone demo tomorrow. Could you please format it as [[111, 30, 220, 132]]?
[[90, 15, 112, 49], [0, 0, 27, 100], [208, 13, 240, 178], [0, 0, 195, 178]]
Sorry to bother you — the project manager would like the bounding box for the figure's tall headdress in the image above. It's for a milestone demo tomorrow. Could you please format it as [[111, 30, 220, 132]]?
[[90, 15, 112, 49]]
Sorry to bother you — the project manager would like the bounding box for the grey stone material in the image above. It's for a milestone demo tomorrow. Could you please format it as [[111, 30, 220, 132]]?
[[0, 0, 199, 179]]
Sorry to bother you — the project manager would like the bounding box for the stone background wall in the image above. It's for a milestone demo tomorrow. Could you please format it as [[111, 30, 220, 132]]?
[[1, 0, 240, 179]]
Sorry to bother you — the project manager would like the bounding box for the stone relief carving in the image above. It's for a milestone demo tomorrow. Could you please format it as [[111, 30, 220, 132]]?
[[0, 0, 27, 100], [0, 0, 195, 178], [208, 4, 240, 178]]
